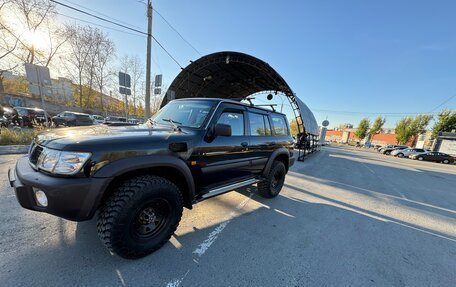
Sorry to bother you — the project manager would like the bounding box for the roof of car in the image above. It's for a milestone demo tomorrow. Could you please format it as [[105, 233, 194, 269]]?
[[173, 98, 287, 115], [15, 107, 44, 111], [63, 111, 90, 116]]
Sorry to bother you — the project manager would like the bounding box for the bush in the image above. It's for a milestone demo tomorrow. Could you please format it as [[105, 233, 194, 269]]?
[[0, 128, 39, 145]]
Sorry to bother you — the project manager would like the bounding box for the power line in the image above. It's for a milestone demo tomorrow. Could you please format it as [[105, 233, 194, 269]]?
[[429, 94, 456, 112], [153, 38, 184, 69], [50, 0, 184, 69], [56, 12, 144, 37], [60, 0, 144, 30], [152, 8, 202, 56], [50, 0, 148, 36], [57, 12, 163, 78]]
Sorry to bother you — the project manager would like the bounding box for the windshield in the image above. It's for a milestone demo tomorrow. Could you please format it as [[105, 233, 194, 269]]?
[[151, 100, 215, 128]]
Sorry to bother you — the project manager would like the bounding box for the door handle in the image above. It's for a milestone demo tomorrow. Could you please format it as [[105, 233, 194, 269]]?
[[241, 142, 249, 147]]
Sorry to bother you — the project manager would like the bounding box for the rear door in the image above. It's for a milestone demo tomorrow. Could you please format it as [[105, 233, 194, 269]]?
[[424, 152, 437, 161], [247, 111, 275, 174]]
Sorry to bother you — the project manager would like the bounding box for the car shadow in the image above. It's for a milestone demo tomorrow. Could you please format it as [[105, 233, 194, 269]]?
[[4, 182, 456, 286]]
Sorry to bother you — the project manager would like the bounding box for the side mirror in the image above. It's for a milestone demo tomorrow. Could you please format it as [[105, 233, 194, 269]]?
[[214, 123, 231, 137]]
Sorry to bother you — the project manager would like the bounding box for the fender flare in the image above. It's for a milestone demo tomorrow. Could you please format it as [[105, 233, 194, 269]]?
[[262, 148, 290, 177], [93, 155, 195, 206]]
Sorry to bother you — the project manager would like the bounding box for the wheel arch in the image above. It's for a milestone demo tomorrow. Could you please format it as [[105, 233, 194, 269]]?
[[93, 156, 195, 209], [262, 148, 290, 177]]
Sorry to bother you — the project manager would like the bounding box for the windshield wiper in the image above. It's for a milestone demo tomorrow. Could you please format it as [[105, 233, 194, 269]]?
[[162, 118, 182, 131]]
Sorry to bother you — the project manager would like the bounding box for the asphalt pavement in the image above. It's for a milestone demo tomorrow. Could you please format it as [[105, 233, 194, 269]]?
[[0, 146, 455, 286]]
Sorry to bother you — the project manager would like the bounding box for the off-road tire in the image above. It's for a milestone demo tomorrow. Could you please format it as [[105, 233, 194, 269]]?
[[97, 175, 183, 259], [257, 161, 286, 198]]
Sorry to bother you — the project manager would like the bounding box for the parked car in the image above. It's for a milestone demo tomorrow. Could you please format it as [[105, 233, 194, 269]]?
[[9, 98, 295, 259], [0, 106, 14, 127], [322, 140, 331, 146], [373, 144, 382, 150], [380, 145, 409, 155], [127, 118, 140, 124], [410, 152, 455, 164], [14, 107, 51, 127], [52, 111, 93, 127], [377, 144, 393, 151], [391, 148, 428, 158], [90, 115, 105, 124], [105, 116, 127, 123]]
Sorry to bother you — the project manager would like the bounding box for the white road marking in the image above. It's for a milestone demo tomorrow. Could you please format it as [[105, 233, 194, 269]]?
[[192, 220, 230, 257], [192, 193, 254, 257], [165, 269, 190, 287], [362, 162, 375, 174], [165, 192, 255, 286], [273, 208, 295, 218], [116, 269, 126, 287]]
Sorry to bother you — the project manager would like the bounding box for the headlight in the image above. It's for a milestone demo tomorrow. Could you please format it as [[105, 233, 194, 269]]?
[[36, 148, 91, 175]]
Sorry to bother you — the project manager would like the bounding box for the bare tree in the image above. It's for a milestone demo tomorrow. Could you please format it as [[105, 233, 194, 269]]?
[[0, 0, 67, 91], [130, 56, 144, 116], [64, 24, 97, 107], [5, 0, 56, 64], [94, 37, 115, 112]]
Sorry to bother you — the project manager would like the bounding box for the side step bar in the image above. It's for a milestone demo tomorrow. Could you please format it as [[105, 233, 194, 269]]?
[[201, 178, 260, 200]]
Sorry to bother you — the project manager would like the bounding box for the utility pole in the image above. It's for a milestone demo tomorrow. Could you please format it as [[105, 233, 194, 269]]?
[[144, 0, 153, 119]]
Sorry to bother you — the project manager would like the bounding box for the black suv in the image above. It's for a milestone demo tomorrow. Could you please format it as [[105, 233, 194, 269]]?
[[52, 111, 93, 127], [14, 107, 51, 127], [9, 98, 295, 259]]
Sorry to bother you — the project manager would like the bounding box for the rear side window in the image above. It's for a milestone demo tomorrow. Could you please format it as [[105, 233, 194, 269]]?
[[76, 114, 91, 120], [271, 114, 289, 136], [217, 110, 244, 136], [249, 112, 271, 136]]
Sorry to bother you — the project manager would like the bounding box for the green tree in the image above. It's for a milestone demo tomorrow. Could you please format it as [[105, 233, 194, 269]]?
[[395, 114, 433, 145], [395, 117, 413, 144], [355, 118, 370, 140], [431, 109, 456, 138], [369, 116, 386, 135], [409, 114, 433, 144]]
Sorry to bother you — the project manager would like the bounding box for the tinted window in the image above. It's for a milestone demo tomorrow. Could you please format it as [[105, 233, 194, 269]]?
[[249, 112, 271, 136], [75, 114, 91, 120], [217, 110, 244, 136], [271, 114, 289, 136], [415, 149, 425, 152]]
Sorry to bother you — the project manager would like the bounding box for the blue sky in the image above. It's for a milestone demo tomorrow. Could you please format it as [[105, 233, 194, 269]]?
[[57, 0, 456, 128]]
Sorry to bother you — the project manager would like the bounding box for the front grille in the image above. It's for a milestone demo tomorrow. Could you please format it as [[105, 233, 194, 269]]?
[[29, 143, 43, 166]]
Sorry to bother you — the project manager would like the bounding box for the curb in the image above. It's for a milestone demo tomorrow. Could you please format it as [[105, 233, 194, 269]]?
[[0, 145, 29, 155]]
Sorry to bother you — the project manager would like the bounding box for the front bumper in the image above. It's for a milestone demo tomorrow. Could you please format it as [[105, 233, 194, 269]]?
[[9, 156, 110, 221]]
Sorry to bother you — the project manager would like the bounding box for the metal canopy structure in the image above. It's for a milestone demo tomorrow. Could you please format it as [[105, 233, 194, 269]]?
[[162, 51, 319, 136]]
